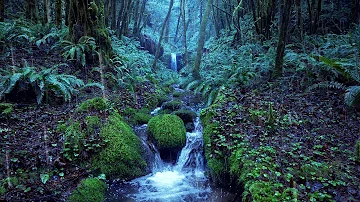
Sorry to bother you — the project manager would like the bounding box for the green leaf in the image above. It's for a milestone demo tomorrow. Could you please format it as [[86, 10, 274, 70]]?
[[5, 73, 22, 93], [40, 174, 49, 184]]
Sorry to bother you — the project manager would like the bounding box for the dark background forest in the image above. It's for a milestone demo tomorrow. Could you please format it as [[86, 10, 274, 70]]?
[[0, 0, 360, 201]]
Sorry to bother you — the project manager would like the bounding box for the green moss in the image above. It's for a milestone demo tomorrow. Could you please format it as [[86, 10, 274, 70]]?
[[144, 93, 158, 109], [134, 112, 152, 124], [0, 103, 13, 116], [85, 116, 101, 134], [91, 112, 146, 178], [162, 100, 182, 111], [147, 114, 186, 149], [173, 91, 185, 98], [68, 178, 107, 202], [356, 139, 360, 163], [77, 97, 108, 112], [173, 110, 197, 123]]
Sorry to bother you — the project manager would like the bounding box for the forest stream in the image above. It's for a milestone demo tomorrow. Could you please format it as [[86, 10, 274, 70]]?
[[105, 105, 236, 202]]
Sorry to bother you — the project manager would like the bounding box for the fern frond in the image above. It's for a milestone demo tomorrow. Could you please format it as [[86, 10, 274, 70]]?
[[308, 81, 346, 92], [82, 82, 104, 91], [185, 80, 200, 91], [345, 86, 360, 107], [5, 73, 22, 93], [206, 87, 219, 106]]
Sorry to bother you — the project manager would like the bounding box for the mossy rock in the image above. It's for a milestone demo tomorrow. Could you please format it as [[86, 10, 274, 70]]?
[[147, 114, 186, 150], [92, 112, 147, 178], [68, 178, 107, 202], [157, 94, 169, 107], [162, 100, 182, 111], [77, 97, 108, 112], [134, 112, 152, 124], [173, 110, 197, 123]]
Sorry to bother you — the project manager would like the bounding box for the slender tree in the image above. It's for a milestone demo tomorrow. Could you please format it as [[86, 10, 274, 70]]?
[[193, 0, 213, 79], [26, 0, 38, 22], [273, 0, 293, 78], [43, 0, 50, 24], [181, 0, 188, 66], [55, 0, 62, 27], [151, 0, 174, 71], [0, 0, 4, 22], [111, 0, 116, 30], [68, 0, 112, 60], [306, 0, 322, 34]]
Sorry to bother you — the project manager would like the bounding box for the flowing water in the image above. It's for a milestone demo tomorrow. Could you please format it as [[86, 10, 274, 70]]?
[[105, 116, 236, 202], [170, 53, 177, 71]]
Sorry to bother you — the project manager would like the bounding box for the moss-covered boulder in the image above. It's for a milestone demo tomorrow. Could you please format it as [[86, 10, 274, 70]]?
[[91, 112, 147, 178], [134, 112, 152, 124], [162, 100, 182, 111], [68, 178, 107, 202], [147, 114, 186, 162], [77, 97, 108, 112]]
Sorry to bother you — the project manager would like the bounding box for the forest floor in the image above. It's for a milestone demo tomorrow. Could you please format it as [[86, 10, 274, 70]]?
[[205, 72, 360, 201], [1, 49, 360, 201]]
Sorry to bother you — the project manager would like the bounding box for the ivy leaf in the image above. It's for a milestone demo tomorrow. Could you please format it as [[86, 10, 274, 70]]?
[[40, 174, 50, 184]]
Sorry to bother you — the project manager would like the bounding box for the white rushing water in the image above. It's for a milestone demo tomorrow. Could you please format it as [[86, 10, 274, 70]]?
[[105, 115, 235, 202], [171, 53, 177, 71]]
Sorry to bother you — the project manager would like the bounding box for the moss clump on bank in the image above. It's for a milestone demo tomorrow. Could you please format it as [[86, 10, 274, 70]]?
[[68, 178, 107, 202], [77, 97, 108, 112], [162, 100, 182, 111], [91, 112, 147, 178], [147, 114, 186, 149]]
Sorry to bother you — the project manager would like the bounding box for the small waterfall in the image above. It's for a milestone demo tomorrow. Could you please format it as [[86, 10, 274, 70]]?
[[105, 110, 235, 201], [171, 53, 177, 71]]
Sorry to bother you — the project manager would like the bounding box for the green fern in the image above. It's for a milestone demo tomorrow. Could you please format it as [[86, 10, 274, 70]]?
[[345, 86, 360, 107], [0, 64, 88, 104], [308, 81, 346, 91], [57, 36, 97, 67]]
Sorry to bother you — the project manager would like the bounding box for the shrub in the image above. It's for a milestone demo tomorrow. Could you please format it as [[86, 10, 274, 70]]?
[[0, 103, 13, 117], [68, 178, 107, 202], [147, 114, 186, 150], [91, 112, 147, 178]]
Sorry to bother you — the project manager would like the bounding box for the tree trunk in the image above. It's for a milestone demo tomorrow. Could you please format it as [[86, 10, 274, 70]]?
[[26, 0, 38, 23], [0, 0, 4, 22], [65, 0, 69, 25], [193, 0, 213, 80], [351, 0, 360, 24], [111, 0, 116, 30], [43, 0, 50, 24], [181, 0, 188, 66], [55, 0, 62, 27], [151, 0, 174, 71], [273, 0, 293, 78], [296, 0, 303, 39], [68, 0, 113, 60], [306, 0, 322, 34], [164, 16, 170, 43], [133, 0, 140, 36]]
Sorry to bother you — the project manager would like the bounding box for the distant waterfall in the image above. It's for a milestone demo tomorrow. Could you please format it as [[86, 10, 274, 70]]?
[[171, 53, 177, 71]]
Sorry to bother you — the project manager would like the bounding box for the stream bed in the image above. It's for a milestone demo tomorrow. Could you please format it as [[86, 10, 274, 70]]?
[[104, 116, 236, 202]]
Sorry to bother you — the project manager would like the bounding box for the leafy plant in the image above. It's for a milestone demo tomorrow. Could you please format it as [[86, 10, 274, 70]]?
[[0, 63, 101, 104], [309, 56, 360, 107], [57, 36, 97, 67]]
